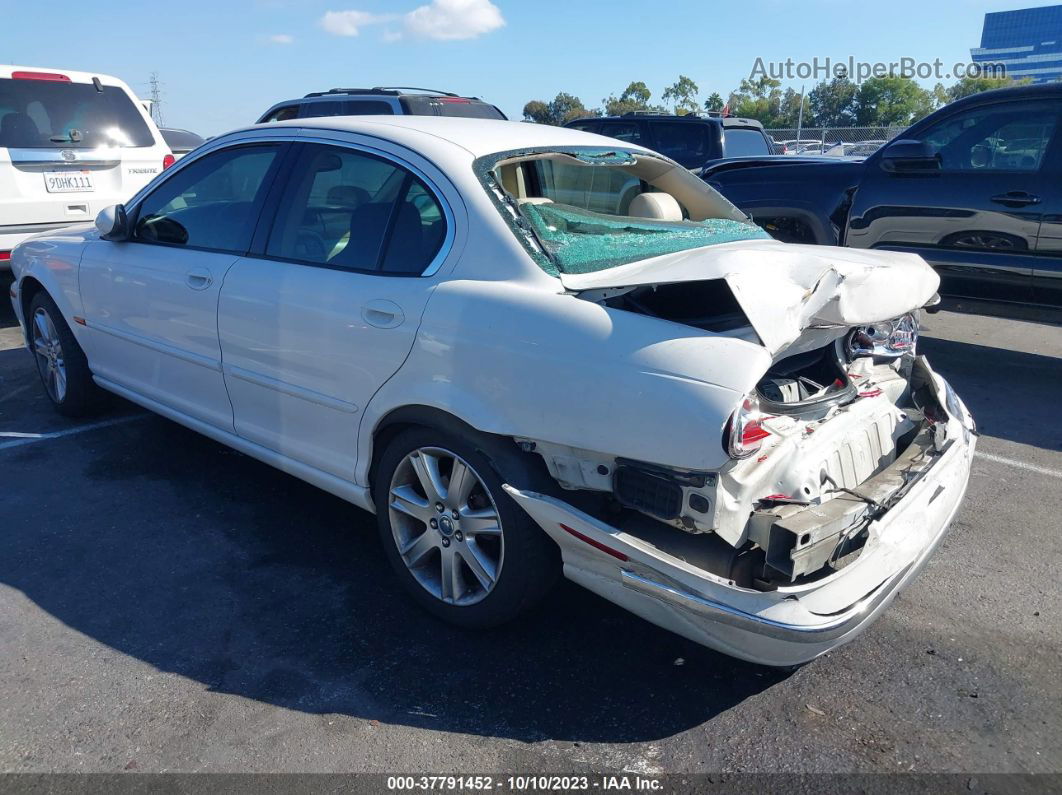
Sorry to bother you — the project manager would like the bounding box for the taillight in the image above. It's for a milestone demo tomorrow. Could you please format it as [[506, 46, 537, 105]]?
[[0, 250, 10, 261], [162, 154, 176, 170], [11, 70, 70, 81], [726, 394, 772, 459]]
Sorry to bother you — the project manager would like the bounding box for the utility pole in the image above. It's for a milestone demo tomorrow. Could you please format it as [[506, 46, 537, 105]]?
[[796, 83, 805, 141], [148, 72, 164, 127]]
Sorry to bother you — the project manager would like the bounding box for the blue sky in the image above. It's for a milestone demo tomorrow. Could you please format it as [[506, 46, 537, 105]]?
[[2, 0, 1057, 135]]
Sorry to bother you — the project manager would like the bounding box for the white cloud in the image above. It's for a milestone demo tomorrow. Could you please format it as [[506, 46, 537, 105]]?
[[267, 33, 295, 44], [319, 0, 504, 42], [404, 0, 505, 40], [320, 9, 396, 36]]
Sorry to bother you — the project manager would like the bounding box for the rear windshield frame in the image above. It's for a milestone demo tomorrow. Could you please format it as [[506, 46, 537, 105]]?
[[0, 77, 155, 149]]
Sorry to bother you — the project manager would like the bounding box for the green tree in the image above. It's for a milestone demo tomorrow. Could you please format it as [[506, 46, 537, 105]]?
[[777, 87, 805, 128], [946, 75, 1032, 102], [704, 92, 724, 112], [807, 77, 857, 127], [603, 81, 656, 116], [522, 93, 595, 125], [852, 76, 936, 126], [726, 76, 784, 125], [522, 100, 551, 124], [662, 75, 700, 115]]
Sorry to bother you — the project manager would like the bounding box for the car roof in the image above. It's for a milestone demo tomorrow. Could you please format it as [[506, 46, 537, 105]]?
[[243, 116, 652, 159], [0, 64, 132, 88], [568, 114, 764, 130], [949, 81, 1062, 109]]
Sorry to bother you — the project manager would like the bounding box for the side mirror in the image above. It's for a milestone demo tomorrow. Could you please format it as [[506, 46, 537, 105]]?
[[96, 204, 129, 241], [880, 139, 941, 173]]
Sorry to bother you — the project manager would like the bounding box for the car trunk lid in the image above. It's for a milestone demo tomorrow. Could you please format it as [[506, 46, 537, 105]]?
[[560, 239, 939, 356]]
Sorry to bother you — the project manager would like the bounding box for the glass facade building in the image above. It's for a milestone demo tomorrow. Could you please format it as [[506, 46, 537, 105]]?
[[971, 5, 1062, 83]]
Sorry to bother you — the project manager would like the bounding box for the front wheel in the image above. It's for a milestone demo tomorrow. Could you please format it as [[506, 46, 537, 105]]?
[[374, 426, 559, 628], [28, 292, 101, 417]]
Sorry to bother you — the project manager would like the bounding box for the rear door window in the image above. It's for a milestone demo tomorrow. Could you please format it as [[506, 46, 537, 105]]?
[[265, 143, 446, 274], [132, 145, 280, 251], [261, 105, 299, 123], [598, 122, 644, 145], [648, 122, 713, 168], [567, 121, 601, 134], [346, 100, 395, 115], [299, 100, 395, 118], [0, 77, 153, 148], [723, 128, 771, 157], [431, 99, 506, 119]]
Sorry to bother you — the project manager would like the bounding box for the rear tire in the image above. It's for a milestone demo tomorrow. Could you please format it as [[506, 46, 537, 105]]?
[[373, 425, 559, 629], [28, 292, 102, 417]]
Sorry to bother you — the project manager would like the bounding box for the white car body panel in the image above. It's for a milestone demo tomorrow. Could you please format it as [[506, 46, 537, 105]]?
[[561, 240, 940, 356], [79, 241, 237, 429], [7, 116, 975, 666], [0, 65, 172, 265]]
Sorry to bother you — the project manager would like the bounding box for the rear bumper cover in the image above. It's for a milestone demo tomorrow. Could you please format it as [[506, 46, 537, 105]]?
[[505, 360, 975, 666]]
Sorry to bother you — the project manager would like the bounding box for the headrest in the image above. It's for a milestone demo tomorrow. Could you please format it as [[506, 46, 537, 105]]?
[[327, 185, 369, 208], [628, 192, 683, 221]]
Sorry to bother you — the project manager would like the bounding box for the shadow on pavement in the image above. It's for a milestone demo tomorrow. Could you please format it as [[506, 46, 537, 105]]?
[[919, 335, 1062, 452], [0, 411, 789, 744]]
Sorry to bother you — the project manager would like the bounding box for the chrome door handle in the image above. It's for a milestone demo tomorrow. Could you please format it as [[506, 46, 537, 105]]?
[[361, 299, 405, 329], [186, 270, 213, 290]]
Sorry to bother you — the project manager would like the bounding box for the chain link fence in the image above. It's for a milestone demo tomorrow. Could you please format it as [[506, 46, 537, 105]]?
[[764, 126, 906, 155]]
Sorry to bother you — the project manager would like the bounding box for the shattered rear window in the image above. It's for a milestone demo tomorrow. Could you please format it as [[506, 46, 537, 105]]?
[[475, 146, 767, 277], [521, 203, 769, 275]]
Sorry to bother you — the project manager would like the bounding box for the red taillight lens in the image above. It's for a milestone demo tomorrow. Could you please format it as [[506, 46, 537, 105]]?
[[11, 70, 70, 81], [0, 250, 11, 261], [162, 154, 176, 170], [726, 395, 771, 459]]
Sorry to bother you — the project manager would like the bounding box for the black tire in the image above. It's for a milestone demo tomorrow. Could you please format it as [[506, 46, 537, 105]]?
[[373, 425, 559, 629], [28, 292, 103, 417]]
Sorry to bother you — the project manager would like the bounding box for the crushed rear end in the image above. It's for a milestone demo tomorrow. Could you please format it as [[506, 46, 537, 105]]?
[[505, 242, 976, 666]]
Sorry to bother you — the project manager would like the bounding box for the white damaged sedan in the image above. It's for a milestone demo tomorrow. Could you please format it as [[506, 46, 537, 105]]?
[[8, 117, 976, 666]]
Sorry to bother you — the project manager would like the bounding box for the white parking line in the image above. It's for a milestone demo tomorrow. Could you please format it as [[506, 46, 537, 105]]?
[[0, 414, 146, 452], [975, 451, 1062, 480]]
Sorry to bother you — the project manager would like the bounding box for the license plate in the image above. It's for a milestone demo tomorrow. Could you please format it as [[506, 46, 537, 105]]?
[[43, 170, 94, 193]]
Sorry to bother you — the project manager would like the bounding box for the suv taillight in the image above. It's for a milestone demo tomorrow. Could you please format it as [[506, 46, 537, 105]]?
[[726, 394, 771, 459], [162, 154, 176, 170]]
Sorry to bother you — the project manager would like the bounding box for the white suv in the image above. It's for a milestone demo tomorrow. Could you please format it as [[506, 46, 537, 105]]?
[[1, 65, 172, 268]]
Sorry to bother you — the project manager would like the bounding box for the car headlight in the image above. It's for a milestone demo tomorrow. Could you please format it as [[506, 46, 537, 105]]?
[[846, 313, 918, 359]]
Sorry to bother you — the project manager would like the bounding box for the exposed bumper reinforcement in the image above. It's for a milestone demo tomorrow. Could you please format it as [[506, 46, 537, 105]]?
[[505, 363, 975, 666]]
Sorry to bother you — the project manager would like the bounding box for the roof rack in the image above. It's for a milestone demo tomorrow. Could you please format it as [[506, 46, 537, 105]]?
[[302, 86, 462, 98], [374, 86, 460, 97]]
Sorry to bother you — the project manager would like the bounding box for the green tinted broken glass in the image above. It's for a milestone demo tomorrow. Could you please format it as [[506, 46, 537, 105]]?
[[520, 202, 770, 275]]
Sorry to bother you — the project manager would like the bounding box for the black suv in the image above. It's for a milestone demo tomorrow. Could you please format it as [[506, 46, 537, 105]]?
[[257, 87, 507, 124], [563, 113, 773, 169], [702, 83, 1062, 306]]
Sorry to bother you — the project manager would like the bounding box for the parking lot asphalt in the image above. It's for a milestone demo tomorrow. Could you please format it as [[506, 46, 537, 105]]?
[[1, 275, 1060, 776]]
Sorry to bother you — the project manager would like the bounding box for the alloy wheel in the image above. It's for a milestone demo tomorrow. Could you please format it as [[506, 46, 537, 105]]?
[[32, 307, 67, 403], [388, 446, 504, 606]]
